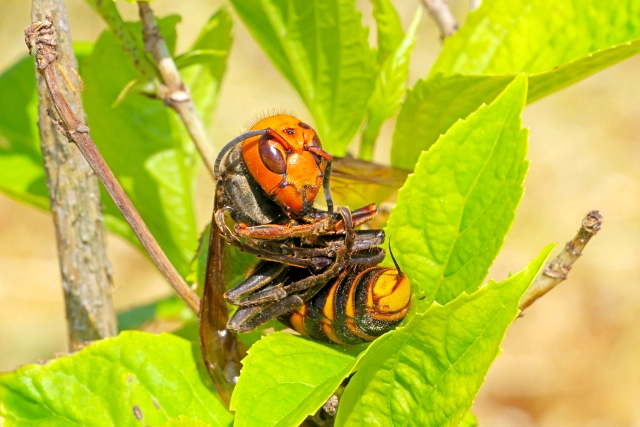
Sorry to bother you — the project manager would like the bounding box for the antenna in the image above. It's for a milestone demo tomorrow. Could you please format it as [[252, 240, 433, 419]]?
[[388, 237, 403, 276], [214, 129, 268, 176]]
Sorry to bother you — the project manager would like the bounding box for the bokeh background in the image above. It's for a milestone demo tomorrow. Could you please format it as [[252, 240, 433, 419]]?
[[1, 1, 639, 426]]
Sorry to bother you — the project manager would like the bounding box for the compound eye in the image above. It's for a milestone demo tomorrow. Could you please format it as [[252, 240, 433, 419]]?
[[259, 136, 287, 174]]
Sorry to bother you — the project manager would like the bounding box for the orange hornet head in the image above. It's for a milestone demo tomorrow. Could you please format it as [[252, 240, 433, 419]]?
[[242, 114, 332, 215]]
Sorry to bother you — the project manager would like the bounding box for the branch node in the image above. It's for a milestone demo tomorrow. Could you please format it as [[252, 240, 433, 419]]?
[[565, 241, 582, 257], [169, 90, 190, 103], [25, 16, 59, 70], [542, 265, 567, 280], [76, 124, 90, 134], [582, 210, 603, 234], [46, 108, 71, 139]]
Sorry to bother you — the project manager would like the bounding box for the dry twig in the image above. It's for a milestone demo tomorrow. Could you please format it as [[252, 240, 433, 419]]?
[[30, 0, 117, 350], [420, 0, 459, 39], [520, 210, 603, 310], [25, 16, 201, 314], [137, 1, 217, 179]]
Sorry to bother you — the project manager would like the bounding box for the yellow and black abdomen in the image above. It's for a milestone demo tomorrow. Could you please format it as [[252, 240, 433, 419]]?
[[281, 266, 411, 345]]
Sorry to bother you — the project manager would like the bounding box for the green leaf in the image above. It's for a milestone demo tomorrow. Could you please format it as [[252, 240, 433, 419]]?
[[0, 331, 232, 427], [0, 57, 47, 209], [370, 0, 404, 64], [360, 8, 421, 160], [390, 74, 514, 170], [0, 43, 93, 210], [175, 49, 228, 68], [84, 0, 158, 79], [335, 245, 554, 427], [230, 0, 377, 155], [231, 333, 368, 427], [460, 412, 478, 427], [385, 75, 529, 307], [81, 19, 198, 275], [430, 0, 640, 102], [180, 8, 233, 122]]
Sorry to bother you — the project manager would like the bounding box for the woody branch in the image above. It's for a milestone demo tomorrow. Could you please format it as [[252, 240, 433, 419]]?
[[520, 210, 603, 310], [137, 1, 217, 179], [30, 0, 117, 351], [419, 0, 459, 39]]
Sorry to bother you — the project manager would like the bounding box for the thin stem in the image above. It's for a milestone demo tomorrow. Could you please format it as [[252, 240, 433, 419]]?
[[419, 0, 459, 39], [25, 16, 201, 315], [137, 1, 217, 179], [29, 0, 117, 350], [520, 210, 603, 311], [469, 0, 482, 12]]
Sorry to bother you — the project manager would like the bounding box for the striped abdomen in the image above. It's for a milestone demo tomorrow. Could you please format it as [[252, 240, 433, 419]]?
[[280, 265, 411, 345]]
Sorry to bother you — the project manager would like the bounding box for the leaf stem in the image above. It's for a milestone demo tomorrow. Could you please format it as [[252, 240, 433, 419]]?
[[24, 16, 201, 315], [137, 1, 217, 179], [520, 210, 603, 310], [29, 0, 118, 350]]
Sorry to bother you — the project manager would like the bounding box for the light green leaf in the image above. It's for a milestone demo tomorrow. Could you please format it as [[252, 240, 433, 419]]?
[[460, 412, 478, 427], [335, 245, 554, 427], [0, 331, 232, 427], [230, 0, 377, 155], [430, 0, 640, 102], [81, 19, 198, 275], [370, 0, 404, 64], [180, 8, 233, 122], [162, 416, 212, 427], [526, 39, 640, 102], [390, 74, 514, 170], [360, 9, 421, 160], [231, 333, 368, 427], [385, 75, 529, 307]]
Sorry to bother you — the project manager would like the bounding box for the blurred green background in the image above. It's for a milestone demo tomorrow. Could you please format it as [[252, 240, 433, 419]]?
[[1, 1, 639, 426]]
